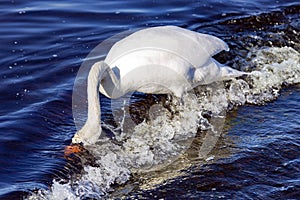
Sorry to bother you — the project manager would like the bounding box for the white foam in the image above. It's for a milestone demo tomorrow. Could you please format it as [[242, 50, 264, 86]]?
[[228, 46, 300, 105]]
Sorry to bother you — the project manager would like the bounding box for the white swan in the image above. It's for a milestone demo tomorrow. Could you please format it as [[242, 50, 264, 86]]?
[[72, 25, 245, 145]]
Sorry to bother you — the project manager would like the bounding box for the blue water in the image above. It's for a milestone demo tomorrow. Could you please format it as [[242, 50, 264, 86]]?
[[0, 0, 299, 199]]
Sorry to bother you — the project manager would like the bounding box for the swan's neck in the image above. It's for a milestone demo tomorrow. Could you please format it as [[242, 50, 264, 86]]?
[[72, 61, 109, 145], [87, 62, 102, 125]]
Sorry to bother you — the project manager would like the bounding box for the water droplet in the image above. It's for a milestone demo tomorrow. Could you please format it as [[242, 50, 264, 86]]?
[[18, 9, 27, 14], [205, 155, 215, 162]]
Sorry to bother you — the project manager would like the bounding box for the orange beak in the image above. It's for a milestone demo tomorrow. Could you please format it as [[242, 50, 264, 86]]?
[[64, 143, 83, 157]]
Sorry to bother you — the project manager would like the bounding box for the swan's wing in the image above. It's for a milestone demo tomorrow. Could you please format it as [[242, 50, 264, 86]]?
[[105, 26, 228, 69]]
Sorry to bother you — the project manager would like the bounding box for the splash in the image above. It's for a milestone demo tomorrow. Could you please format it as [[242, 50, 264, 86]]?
[[26, 46, 299, 199], [228, 46, 300, 105]]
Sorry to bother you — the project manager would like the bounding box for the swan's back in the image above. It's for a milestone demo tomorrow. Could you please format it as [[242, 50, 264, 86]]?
[[100, 26, 242, 98], [104, 26, 228, 70]]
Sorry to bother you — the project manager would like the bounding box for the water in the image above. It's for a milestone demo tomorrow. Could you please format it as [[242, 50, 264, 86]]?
[[0, 0, 299, 199]]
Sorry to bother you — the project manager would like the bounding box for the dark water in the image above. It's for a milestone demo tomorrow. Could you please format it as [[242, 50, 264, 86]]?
[[128, 86, 300, 199], [0, 0, 299, 199]]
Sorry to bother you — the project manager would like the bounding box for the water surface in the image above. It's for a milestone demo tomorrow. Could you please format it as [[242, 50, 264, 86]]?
[[0, 0, 299, 199]]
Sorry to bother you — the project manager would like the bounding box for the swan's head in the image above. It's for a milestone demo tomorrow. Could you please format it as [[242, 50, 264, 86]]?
[[72, 124, 101, 145]]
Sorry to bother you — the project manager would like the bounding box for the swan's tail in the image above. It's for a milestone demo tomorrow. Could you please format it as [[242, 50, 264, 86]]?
[[220, 65, 250, 80]]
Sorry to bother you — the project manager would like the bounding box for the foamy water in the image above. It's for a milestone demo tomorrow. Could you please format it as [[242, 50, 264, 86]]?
[[27, 46, 299, 199]]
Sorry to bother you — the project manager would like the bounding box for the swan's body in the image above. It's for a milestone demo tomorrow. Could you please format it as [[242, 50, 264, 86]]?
[[72, 26, 245, 145]]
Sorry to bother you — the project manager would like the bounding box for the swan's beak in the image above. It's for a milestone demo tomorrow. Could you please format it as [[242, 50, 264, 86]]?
[[64, 143, 83, 157]]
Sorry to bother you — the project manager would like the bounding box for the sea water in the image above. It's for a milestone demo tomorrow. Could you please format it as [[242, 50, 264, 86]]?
[[0, 0, 299, 199]]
